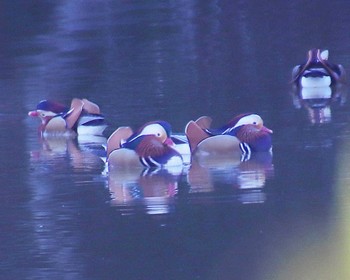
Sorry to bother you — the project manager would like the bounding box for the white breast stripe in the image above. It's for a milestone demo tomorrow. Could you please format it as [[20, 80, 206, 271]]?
[[140, 157, 150, 167], [148, 157, 161, 167]]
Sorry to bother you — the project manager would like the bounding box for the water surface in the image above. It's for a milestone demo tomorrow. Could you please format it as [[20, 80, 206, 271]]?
[[1, 1, 350, 279]]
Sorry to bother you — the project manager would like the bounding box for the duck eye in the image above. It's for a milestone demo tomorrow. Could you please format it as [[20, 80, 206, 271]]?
[[253, 122, 257, 125], [156, 133, 161, 137], [41, 113, 46, 117]]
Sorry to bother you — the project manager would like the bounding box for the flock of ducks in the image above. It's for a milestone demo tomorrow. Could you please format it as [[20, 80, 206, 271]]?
[[28, 49, 345, 171], [28, 100, 273, 170]]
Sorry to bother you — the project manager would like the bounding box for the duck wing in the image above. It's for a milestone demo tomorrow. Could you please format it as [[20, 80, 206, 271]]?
[[65, 98, 84, 129], [82, 98, 101, 114], [185, 120, 211, 153]]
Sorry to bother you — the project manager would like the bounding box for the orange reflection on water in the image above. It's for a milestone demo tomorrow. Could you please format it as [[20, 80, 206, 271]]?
[[258, 138, 350, 280]]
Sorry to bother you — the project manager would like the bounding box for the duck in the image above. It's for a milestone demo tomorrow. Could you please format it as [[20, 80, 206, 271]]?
[[291, 49, 345, 88], [107, 121, 183, 169], [28, 98, 107, 136], [185, 113, 273, 158]]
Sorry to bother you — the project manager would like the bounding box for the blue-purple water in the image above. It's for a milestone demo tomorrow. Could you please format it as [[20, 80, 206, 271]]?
[[1, 1, 350, 279]]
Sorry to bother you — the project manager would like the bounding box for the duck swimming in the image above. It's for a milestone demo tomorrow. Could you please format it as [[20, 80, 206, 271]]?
[[28, 98, 107, 137], [107, 121, 183, 169], [185, 113, 273, 158], [292, 49, 345, 87]]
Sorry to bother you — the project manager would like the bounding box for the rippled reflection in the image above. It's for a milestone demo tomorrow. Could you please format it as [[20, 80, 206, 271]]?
[[107, 167, 182, 215], [290, 84, 347, 124], [3, 0, 350, 279], [106, 151, 274, 215], [187, 152, 273, 203], [30, 135, 106, 171], [258, 134, 350, 280]]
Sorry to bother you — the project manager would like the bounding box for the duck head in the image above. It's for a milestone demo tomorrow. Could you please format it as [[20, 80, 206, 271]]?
[[28, 100, 69, 123], [205, 113, 272, 136], [225, 114, 270, 132], [124, 121, 175, 151], [292, 49, 344, 86], [308, 49, 329, 64], [28, 100, 71, 132]]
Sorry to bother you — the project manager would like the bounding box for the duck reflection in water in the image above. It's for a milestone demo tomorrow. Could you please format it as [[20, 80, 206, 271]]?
[[291, 85, 347, 124], [187, 152, 274, 204], [107, 167, 182, 215], [30, 135, 107, 171]]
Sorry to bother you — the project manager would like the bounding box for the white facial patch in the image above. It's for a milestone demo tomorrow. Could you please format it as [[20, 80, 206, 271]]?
[[233, 114, 263, 128], [140, 123, 166, 138], [37, 110, 57, 118], [320, 49, 329, 60]]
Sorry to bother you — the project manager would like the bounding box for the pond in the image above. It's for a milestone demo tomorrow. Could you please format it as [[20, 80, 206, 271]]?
[[1, 1, 350, 279]]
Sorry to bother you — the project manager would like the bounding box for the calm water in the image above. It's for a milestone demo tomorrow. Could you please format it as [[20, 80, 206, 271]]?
[[1, 1, 350, 279]]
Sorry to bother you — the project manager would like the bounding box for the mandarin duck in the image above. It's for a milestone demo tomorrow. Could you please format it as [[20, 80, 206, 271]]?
[[185, 113, 273, 158], [292, 49, 345, 87], [107, 121, 183, 169], [28, 98, 107, 136]]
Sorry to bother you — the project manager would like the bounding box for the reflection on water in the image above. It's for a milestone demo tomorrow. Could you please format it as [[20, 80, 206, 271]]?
[[290, 84, 347, 124], [108, 168, 181, 215], [334, 137, 350, 279], [30, 135, 106, 171], [29, 133, 274, 214], [107, 152, 274, 213], [259, 135, 350, 280], [187, 153, 273, 203], [3, 0, 350, 279]]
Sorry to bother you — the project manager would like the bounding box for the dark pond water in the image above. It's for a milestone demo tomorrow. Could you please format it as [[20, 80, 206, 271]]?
[[1, 1, 350, 279]]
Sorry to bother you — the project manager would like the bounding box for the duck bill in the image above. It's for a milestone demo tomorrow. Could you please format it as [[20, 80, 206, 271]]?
[[28, 110, 39, 117], [164, 137, 176, 147], [262, 126, 273, 134]]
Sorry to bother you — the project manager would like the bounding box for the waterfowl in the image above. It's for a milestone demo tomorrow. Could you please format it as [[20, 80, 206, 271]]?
[[107, 121, 183, 169], [28, 98, 107, 136], [185, 113, 273, 158], [292, 49, 345, 87]]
